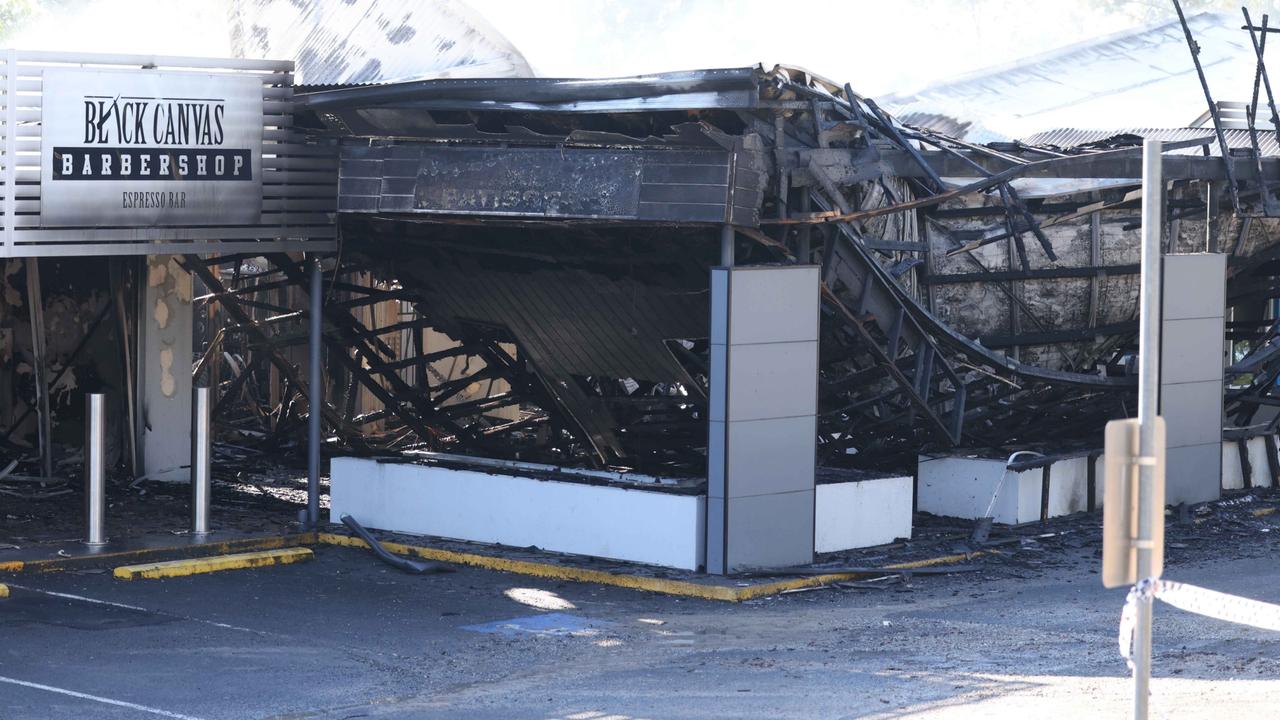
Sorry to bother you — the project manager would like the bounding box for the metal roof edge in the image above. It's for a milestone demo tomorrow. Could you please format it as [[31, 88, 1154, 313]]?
[[296, 66, 764, 109]]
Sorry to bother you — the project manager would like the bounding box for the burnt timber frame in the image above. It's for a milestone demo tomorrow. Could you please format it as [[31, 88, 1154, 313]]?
[[208, 46, 1280, 474]]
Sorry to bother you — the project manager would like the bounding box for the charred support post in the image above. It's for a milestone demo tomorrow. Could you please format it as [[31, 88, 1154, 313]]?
[[191, 387, 212, 535], [306, 256, 322, 529], [85, 393, 107, 546], [26, 258, 52, 479], [115, 274, 138, 478]]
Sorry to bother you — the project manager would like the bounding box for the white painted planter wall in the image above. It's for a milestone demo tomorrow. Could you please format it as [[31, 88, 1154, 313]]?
[[1222, 436, 1276, 491], [330, 457, 706, 570], [917, 454, 1103, 525], [921, 435, 1280, 524], [814, 475, 913, 552], [330, 457, 914, 571]]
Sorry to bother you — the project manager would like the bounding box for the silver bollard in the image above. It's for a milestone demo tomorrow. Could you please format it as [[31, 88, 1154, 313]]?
[[191, 387, 212, 535], [85, 393, 107, 546]]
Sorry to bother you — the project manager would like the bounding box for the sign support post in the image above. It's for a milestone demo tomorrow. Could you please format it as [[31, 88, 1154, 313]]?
[[1102, 138, 1167, 720], [1132, 138, 1166, 720]]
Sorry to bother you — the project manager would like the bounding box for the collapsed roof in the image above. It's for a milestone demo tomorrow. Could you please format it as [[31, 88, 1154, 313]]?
[[194, 15, 1280, 479]]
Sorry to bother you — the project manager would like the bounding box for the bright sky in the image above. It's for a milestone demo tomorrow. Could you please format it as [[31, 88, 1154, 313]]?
[[4, 0, 1161, 97]]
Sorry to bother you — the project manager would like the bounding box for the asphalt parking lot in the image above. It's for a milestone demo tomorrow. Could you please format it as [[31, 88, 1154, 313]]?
[[5, 523, 1280, 719]]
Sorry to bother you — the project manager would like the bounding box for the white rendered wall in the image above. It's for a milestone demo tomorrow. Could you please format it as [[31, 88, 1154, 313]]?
[[814, 476, 913, 552], [330, 457, 705, 570], [1223, 437, 1274, 491], [917, 456, 1009, 522], [922, 435, 1280, 523], [1251, 437, 1276, 488], [917, 454, 1098, 524]]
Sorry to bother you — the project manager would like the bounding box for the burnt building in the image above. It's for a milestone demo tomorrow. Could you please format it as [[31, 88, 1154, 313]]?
[[6, 10, 1280, 573]]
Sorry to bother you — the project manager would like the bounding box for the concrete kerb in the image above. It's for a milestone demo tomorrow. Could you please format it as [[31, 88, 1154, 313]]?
[[0, 529, 988, 602], [313, 532, 991, 603], [114, 547, 315, 580], [0, 533, 318, 574]]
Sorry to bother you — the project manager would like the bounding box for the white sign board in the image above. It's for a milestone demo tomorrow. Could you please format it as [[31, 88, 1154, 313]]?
[[40, 69, 263, 227]]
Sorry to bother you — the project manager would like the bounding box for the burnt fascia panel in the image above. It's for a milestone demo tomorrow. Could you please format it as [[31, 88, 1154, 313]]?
[[339, 141, 766, 226]]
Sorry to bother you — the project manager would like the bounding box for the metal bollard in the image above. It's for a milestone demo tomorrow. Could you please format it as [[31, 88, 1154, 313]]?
[[84, 393, 107, 546], [191, 387, 212, 535]]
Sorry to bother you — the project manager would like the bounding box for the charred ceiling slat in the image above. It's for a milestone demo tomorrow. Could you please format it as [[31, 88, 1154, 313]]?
[[179, 256, 360, 442]]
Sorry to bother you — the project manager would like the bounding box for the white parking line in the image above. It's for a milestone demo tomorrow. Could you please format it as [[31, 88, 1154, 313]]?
[[5, 583, 267, 635], [0, 675, 206, 720]]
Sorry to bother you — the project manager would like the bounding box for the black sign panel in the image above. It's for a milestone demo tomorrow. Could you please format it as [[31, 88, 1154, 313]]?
[[413, 147, 643, 219], [338, 142, 763, 225], [53, 147, 254, 181]]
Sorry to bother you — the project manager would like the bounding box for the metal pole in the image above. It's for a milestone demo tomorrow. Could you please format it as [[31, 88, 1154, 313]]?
[[306, 256, 322, 528], [115, 278, 138, 479], [797, 194, 811, 263], [84, 393, 106, 546], [720, 224, 735, 267], [1133, 138, 1164, 720], [191, 387, 212, 535]]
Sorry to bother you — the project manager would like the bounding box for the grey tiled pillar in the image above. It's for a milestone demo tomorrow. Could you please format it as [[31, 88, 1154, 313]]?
[[1159, 253, 1226, 505], [136, 256, 194, 483], [706, 265, 819, 574]]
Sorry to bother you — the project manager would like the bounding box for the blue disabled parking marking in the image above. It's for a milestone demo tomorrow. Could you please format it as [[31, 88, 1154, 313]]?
[[461, 612, 613, 637]]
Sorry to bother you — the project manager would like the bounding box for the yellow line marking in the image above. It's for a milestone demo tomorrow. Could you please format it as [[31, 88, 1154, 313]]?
[[1253, 507, 1277, 517], [0, 583, 8, 599], [113, 547, 313, 581], [316, 532, 986, 602]]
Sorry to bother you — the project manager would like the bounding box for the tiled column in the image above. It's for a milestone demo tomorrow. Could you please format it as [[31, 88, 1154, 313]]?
[[1159, 253, 1226, 505], [136, 256, 193, 482], [706, 265, 819, 574]]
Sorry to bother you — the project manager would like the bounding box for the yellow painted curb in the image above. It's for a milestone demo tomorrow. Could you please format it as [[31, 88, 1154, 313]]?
[[0, 533, 317, 576], [114, 547, 314, 580], [731, 551, 995, 601], [0, 583, 8, 598], [318, 532, 745, 601], [316, 532, 986, 602]]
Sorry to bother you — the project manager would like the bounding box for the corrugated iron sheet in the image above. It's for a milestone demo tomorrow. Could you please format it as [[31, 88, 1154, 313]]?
[[884, 11, 1255, 142], [393, 251, 709, 462], [229, 0, 532, 85], [1022, 127, 1280, 156], [417, 265, 707, 384]]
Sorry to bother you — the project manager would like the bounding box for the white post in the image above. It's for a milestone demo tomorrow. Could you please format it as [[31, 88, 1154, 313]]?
[[84, 393, 107, 546], [191, 387, 212, 535], [1133, 138, 1165, 720]]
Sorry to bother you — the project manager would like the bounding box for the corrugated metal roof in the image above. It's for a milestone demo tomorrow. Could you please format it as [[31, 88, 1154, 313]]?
[[229, 0, 532, 85], [297, 66, 762, 112], [884, 11, 1258, 142], [1022, 127, 1280, 156]]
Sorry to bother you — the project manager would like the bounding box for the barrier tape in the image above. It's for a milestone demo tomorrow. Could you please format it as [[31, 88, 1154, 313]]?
[[1119, 578, 1280, 670]]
